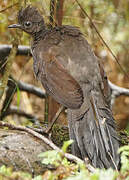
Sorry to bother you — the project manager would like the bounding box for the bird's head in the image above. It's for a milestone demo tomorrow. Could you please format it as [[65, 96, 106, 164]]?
[[8, 6, 45, 35]]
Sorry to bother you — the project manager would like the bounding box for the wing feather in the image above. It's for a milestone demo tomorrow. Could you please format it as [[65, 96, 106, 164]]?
[[40, 53, 83, 109]]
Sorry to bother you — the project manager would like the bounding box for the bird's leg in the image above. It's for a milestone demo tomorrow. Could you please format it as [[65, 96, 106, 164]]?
[[45, 105, 65, 134], [27, 106, 64, 135]]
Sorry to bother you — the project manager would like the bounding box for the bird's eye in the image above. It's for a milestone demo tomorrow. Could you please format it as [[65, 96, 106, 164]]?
[[24, 21, 32, 28]]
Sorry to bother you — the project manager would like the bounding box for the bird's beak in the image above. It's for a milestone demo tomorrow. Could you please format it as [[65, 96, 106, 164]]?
[[8, 24, 22, 29]]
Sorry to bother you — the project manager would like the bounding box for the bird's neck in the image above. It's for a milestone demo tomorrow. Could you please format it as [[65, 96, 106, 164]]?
[[32, 27, 48, 43]]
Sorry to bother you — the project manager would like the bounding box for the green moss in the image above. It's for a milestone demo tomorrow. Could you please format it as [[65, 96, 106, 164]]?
[[51, 124, 69, 147]]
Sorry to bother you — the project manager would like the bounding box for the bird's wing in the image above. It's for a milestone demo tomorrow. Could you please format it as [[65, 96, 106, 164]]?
[[39, 48, 83, 109]]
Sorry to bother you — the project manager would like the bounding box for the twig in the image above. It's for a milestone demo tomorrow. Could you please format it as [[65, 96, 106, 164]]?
[[0, 59, 8, 71], [109, 81, 129, 97], [46, 105, 65, 133], [49, 0, 57, 27], [16, 79, 46, 98], [1, 45, 129, 107], [0, 44, 129, 81], [0, 43, 18, 100], [0, 3, 18, 13], [75, 0, 129, 79], [0, 121, 60, 150], [0, 79, 16, 119], [84, 158, 96, 173], [108, 80, 129, 106], [4, 106, 38, 123], [0, 45, 31, 62], [27, 126, 47, 135], [0, 121, 95, 172], [108, 152, 118, 171], [0, 77, 46, 119], [13, 78, 129, 100]]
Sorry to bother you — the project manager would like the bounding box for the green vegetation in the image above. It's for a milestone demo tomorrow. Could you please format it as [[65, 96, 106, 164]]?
[[0, 142, 129, 180]]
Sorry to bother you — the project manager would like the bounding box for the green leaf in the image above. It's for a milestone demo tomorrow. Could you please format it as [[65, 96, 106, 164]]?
[[33, 175, 43, 180], [118, 146, 129, 173], [118, 145, 129, 153], [39, 150, 62, 167], [0, 165, 12, 176], [62, 140, 73, 153]]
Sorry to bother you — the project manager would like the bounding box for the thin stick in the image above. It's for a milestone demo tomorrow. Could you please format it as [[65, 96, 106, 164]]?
[[46, 105, 65, 133], [0, 3, 18, 13], [75, 0, 129, 79], [0, 121, 95, 172], [0, 121, 60, 151], [2, 106, 38, 122]]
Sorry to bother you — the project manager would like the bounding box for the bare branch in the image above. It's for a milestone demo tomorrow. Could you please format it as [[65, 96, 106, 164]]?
[[4, 105, 39, 123], [16, 80, 46, 98], [1, 77, 46, 119], [108, 80, 129, 106], [0, 45, 129, 100], [49, 0, 57, 26], [109, 81, 129, 97], [0, 45, 31, 62], [0, 44, 18, 100], [0, 121, 95, 173], [0, 3, 18, 13]]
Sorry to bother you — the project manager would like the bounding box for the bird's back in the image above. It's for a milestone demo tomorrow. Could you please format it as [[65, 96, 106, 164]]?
[[32, 25, 102, 87]]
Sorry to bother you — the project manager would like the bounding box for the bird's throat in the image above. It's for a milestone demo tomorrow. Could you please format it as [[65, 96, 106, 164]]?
[[32, 28, 48, 42]]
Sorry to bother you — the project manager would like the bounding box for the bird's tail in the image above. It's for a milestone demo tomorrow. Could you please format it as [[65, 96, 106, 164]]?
[[67, 90, 120, 169]]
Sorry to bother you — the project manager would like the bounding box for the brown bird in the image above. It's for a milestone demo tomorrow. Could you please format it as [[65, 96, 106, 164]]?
[[8, 6, 120, 169]]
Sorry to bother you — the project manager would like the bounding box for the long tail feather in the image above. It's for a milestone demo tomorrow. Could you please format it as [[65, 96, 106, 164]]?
[[68, 90, 120, 169]]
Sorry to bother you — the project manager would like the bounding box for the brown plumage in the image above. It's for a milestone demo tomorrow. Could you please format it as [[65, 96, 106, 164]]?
[[8, 6, 120, 169]]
